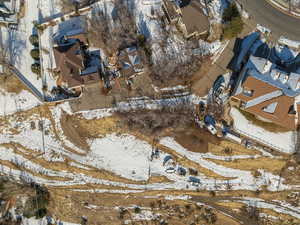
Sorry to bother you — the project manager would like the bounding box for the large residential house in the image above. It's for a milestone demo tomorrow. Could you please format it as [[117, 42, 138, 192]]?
[[162, 0, 209, 39], [53, 21, 102, 90], [231, 55, 300, 130]]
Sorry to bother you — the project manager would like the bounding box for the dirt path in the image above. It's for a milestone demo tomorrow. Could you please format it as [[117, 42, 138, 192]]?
[[192, 196, 259, 225], [60, 111, 90, 152]]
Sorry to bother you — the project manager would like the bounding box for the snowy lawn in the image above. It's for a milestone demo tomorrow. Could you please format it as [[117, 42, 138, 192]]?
[[230, 107, 296, 154], [88, 133, 154, 181], [0, 90, 40, 116]]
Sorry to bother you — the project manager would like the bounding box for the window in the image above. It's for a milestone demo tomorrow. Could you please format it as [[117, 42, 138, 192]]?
[[288, 105, 296, 115]]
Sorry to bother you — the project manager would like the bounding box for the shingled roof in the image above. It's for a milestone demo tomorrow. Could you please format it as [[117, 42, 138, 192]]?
[[54, 39, 101, 88], [232, 55, 300, 130]]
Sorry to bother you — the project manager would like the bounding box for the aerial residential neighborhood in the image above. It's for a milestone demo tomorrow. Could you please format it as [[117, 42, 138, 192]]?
[[1, 0, 300, 224]]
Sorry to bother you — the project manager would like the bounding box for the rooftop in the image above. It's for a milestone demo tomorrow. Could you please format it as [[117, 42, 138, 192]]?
[[53, 38, 101, 89], [245, 56, 300, 97], [232, 54, 300, 130]]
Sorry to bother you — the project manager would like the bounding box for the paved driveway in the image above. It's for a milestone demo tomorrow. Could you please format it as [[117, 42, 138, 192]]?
[[238, 0, 300, 41]]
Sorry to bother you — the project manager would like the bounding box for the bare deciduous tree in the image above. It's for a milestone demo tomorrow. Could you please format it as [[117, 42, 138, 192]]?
[[87, 10, 112, 54], [117, 100, 195, 135], [206, 100, 224, 121], [149, 31, 206, 85], [87, 0, 138, 55]]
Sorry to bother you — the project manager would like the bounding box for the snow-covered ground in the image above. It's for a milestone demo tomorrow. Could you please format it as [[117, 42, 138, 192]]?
[[237, 197, 300, 219], [159, 137, 293, 192], [0, 0, 61, 101], [1, 1, 41, 93], [0, 90, 41, 116], [205, 0, 228, 23], [230, 107, 296, 154], [1, 99, 298, 192], [21, 217, 79, 225]]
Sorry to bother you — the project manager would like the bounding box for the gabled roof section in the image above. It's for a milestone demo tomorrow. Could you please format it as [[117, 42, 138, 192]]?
[[240, 56, 300, 97], [244, 90, 282, 109], [53, 40, 84, 71]]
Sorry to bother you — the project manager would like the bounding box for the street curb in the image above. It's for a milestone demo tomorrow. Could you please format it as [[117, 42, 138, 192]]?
[[265, 0, 300, 20]]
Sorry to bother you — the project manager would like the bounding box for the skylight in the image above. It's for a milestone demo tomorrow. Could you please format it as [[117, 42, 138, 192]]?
[[262, 102, 278, 114]]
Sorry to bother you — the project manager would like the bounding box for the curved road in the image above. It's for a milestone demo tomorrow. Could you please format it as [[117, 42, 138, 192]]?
[[238, 0, 300, 41]]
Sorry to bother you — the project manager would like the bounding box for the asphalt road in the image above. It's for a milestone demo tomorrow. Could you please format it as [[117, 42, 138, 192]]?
[[238, 0, 300, 41]]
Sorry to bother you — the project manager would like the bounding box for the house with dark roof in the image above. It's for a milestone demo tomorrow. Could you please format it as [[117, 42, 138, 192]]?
[[231, 55, 300, 130], [161, 0, 209, 39], [53, 20, 102, 90]]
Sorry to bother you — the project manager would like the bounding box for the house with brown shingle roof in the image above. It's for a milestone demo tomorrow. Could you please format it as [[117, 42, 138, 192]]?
[[161, 0, 209, 39], [52, 16, 103, 90], [53, 35, 102, 89], [231, 55, 300, 130]]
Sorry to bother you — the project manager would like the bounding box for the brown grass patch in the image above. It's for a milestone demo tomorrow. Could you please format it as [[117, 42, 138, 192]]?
[[208, 140, 261, 156], [0, 159, 71, 182], [47, 188, 240, 225], [60, 111, 91, 151], [60, 112, 120, 152], [173, 127, 220, 153], [76, 115, 120, 137], [208, 157, 286, 174], [0, 74, 28, 94], [217, 201, 245, 210], [17, 0, 26, 19], [260, 208, 300, 222], [147, 175, 173, 184]]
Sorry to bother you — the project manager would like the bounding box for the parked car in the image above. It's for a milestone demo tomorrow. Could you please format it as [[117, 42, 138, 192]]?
[[163, 155, 173, 166], [188, 176, 201, 186], [177, 167, 187, 176], [165, 167, 175, 173]]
